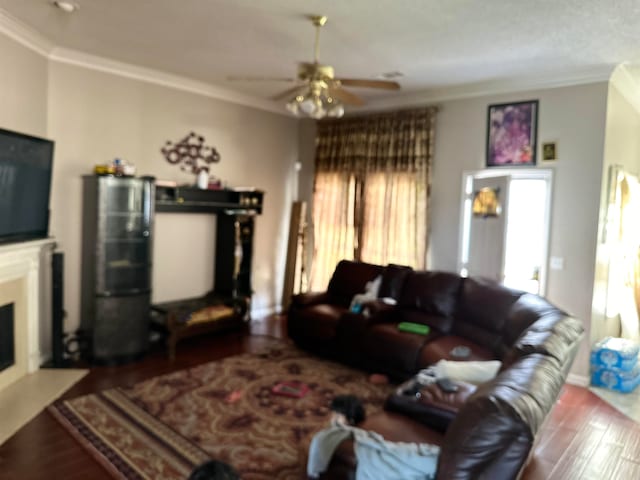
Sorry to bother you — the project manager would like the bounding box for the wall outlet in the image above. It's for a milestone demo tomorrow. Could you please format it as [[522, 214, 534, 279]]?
[[550, 257, 564, 270]]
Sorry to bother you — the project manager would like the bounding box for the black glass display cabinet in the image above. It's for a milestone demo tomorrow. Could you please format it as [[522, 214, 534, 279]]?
[[80, 175, 154, 363]]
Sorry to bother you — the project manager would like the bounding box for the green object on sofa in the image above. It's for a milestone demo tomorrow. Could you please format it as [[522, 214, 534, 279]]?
[[397, 322, 430, 335]]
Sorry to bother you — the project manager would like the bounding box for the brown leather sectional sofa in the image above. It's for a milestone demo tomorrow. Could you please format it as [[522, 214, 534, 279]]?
[[287, 260, 584, 479]]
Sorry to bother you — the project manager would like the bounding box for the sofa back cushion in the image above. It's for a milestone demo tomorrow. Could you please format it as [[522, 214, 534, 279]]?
[[399, 271, 462, 317], [327, 260, 383, 307], [437, 354, 565, 479], [378, 264, 413, 299], [502, 294, 584, 369], [454, 277, 524, 353]]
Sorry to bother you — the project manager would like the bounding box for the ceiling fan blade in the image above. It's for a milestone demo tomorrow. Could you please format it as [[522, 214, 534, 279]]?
[[328, 86, 365, 106], [227, 76, 296, 82], [337, 78, 401, 90], [272, 85, 307, 101]]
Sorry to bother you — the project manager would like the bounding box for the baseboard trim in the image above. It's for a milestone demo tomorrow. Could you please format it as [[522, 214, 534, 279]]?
[[250, 305, 279, 319], [567, 373, 590, 387]]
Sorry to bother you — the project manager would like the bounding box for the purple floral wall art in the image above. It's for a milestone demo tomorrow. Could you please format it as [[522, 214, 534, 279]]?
[[486, 100, 538, 167]]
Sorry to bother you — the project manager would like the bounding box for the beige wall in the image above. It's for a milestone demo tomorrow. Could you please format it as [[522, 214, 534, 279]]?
[[592, 66, 640, 343], [429, 82, 609, 378], [0, 35, 47, 136], [46, 62, 298, 334]]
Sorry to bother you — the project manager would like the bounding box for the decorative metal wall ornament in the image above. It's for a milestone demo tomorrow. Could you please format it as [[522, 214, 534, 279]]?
[[161, 132, 220, 173]]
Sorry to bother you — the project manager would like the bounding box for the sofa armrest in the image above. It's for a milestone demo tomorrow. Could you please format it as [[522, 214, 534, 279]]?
[[291, 291, 332, 308]]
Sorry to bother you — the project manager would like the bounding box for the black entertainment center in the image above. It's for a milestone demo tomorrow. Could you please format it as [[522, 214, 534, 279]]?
[[151, 185, 264, 360], [78, 181, 264, 363]]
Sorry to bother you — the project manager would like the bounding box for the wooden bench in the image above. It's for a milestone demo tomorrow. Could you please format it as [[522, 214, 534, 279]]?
[[152, 293, 250, 361]]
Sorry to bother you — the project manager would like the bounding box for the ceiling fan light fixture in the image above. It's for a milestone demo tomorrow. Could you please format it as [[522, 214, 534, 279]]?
[[327, 102, 345, 118], [297, 95, 316, 115], [285, 99, 300, 116], [236, 15, 399, 118], [309, 101, 326, 119], [288, 89, 344, 119], [52, 1, 79, 13]]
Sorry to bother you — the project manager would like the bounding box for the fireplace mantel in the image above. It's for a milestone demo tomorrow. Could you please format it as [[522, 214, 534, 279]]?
[[0, 238, 55, 392]]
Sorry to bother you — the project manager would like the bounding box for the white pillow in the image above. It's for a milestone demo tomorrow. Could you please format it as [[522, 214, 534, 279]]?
[[433, 359, 502, 385]]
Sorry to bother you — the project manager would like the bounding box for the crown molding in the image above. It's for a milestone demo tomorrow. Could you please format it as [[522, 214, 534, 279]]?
[[49, 47, 288, 115], [0, 6, 616, 117], [0, 7, 287, 117], [0, 8, 53, 57], [361, 65, 615, 112], [608, 63, 640, 115]]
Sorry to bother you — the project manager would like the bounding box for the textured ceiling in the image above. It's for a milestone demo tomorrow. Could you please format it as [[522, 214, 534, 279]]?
[[0, 0, 638, 105]]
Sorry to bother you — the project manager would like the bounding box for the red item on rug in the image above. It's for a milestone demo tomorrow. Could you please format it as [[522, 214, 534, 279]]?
[[225, 390, 243, 403], [271, 381, 309, 398], [369, 373, 389, 385]]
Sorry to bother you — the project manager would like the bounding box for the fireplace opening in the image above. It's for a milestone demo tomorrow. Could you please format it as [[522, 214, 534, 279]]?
[[0, 303, 15, 372]]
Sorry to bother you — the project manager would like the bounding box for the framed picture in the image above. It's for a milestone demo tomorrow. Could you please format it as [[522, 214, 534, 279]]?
[[486, 100, 538, 167], [542, 141, 557, 162]]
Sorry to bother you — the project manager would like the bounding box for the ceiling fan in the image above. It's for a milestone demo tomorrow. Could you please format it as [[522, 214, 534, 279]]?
[[230, 15, 401, 118]]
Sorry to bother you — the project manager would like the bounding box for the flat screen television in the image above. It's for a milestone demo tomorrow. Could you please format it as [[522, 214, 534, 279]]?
[[0, 128, 54, 245]]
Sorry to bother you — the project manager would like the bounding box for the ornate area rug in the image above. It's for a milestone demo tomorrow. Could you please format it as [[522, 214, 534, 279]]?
[[48, 341, 392, 479]]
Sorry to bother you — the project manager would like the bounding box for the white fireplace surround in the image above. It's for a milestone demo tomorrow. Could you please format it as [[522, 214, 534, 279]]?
[[0, 238, 55, 392]]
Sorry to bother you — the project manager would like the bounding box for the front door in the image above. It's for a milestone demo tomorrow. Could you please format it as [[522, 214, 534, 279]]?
[[459, 169, 552, 295], [463, 175, 510, 282]]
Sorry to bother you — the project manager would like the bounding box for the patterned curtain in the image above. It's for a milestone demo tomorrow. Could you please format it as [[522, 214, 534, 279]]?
[[311, 171, 357, 293], [310, 107, 437, 290]]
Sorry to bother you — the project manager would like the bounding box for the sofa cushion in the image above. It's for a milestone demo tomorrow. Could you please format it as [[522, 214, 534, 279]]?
[[290, 291, 331, 308], [457, 277, 524, 332], [385, 380, 477, 433], [454, 277, 524, 352], [328, 411, 445, 474], [361, 411, 446, 445], [398, 271, 463, 317], [296, 304, 347, 340], [503, 314, 584, 368], [361, 323, 440, 377], [504, 329, 569, 367], [327, 260, 383, 307], [418, 335, 495, 369], [402, 310, 454, 333], [378, 264, 413, 299], [502, 293, 562, 346]]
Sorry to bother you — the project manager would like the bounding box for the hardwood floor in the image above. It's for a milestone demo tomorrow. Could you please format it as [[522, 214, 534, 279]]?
[[0, 314, 638, 479]]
